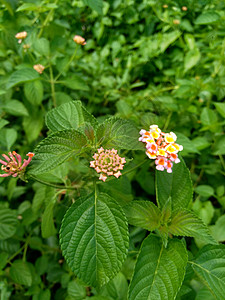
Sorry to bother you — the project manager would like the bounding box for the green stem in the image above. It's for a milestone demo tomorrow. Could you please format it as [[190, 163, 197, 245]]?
[[49, 64, 56, 107], [29, 174, 81, 190], [38, 0, 59, 39], [55, 45, 79, 81], [7, 245, 25, 265]]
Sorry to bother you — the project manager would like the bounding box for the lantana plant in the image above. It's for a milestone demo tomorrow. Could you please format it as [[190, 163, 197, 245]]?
[[1, 101, 223, 299]]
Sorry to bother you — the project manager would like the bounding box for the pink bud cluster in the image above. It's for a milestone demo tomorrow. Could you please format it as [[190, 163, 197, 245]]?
[[139, 125, 183, 173], [0, 151, 34, 178], [90, 147, 126, 182]]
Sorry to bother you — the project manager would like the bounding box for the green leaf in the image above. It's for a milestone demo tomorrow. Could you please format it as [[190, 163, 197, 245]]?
[[33, 38, 50, 56], [124, 201, 161, 231], [200, 107, 218, 126], [23, 108, 44, 143], [2, 99, 29, 116], [191, 244, 225, 299], [60, 193, 129, 287], [10, 260, 32, 286], [214, 102, 225, 118], [213, 135, 225, 155], [175, 132, 200, 154], [0, 252, 8, 270], [6, 68, 39, 89], [128, 235, 188, 300], [16, 3, 39, 12], [96, 118, 144, 150], [46, 101, 97, 132], [82, 0, 103, 14], [195, 12, 220, 25], [161, 197, 172, 224], [156, 157, 193, 210], [0, 128, 17, 150], [0, 209, 18, 240], [62, 76, 89, 91], [195, 185, 214, 198], [0, 118, 9, 130], [210, 215, 225, 242], [160, 31, 181, 53], [100, 272, 128, 300], [24, 81, 43, 105], [67, 280, 86, 299], [184, 48, 201, 72], [41, 197, 56, 238], [29, 130, 88, 174], [168, 209, 216, 244]]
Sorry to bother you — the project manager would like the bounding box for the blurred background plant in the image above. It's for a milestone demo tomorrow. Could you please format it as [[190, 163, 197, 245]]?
[[0, 0, 225, 299]]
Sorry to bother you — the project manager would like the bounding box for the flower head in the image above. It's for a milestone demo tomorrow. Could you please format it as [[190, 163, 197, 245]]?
[[73, 35, 86, 45], [90, 148, 126, 182], [0, 151, 34, 178], [139, 125, 183, 173], [33, 64, 45, 74], [15, 31, 27, 43]]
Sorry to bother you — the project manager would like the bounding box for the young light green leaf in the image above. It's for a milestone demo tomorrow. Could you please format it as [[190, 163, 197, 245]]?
[[156, 157, 193, 210], [195, 12, 220, 25], [46, 101, 97, 132], [168, 209, 216, 244], [61, 76, 89, 91], [210, 215, 225, 242], [0, 208, 18, 240], [6, 68, 39, 89], [213, 135, 225, 155], [60, 193, 129, 287], [67, 280, 86, 299], [195, 185, 214, 198], [96, 118, 144, 150], [0, 128, 17, 150], [23, 108, 44, 143], [214, 102, 225, 118], [99, 272, 128, 300], [24, 81, 43, 105], [124, 201, 161, 231], [2, 99, 28, 116], [191, 244, 225, 300], [160, 30, 181, 53], [184, 48, 201, 72], [200, 107, 218, 126], [29, 130, 88, 174], [41, 197, 56, 238], [128, 235, 188, 300], [33, 38, 50, 56], [10, 260, 32, 286]]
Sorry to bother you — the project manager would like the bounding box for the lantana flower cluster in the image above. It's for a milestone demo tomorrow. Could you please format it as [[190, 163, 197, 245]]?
[[139, 125, 183, 173], [0, 151, 34, 178], [90, 147, 126, 182]]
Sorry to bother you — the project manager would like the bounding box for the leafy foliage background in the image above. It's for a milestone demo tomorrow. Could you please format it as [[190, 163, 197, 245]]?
[[0, 0, 225, 299]]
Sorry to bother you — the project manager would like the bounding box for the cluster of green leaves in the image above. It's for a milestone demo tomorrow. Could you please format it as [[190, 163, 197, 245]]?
[[1, 0, 225, 299]]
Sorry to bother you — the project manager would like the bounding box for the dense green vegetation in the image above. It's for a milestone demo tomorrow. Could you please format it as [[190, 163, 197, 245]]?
[[0, 0, 225, 299]]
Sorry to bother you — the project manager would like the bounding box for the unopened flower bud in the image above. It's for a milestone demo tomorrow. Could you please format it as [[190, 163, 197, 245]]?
[[163, 4, 168, 8], [182, 6, 188, 11], [33, 64, 45, 74], [73, 35, 86, 45], [15, 31, 27, 43], [173, 19, 180, 25]]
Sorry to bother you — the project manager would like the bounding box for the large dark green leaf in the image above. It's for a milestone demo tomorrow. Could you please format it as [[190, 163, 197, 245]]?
[[128, 235, 188, 300], [191, 244, 225, 299], [96, 118, 144, 150], [46, 101, 97, 132], [60, 193, 129, 287], [29, 130, 87, 174]]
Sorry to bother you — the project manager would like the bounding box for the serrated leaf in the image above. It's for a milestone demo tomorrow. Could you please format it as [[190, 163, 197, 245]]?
[[168, 209, 216, 244], [29, 130, 88, 174], [195, 12, 220, 25], [10, 260, 32, 286], [191, 244, 225, 299], [0, 208, 18, 240], [96, 118, 144, 150], [2, 99, 28, 116], [124, 201, 161, 231], [128, 235, 188, 300], [6, 68, 39, 89], [60, 193, 129, 287], [24, 81, 43, 105], [82, 0, 103, 14], [46, 101, 97, 132], [156, 157, 193, 210]]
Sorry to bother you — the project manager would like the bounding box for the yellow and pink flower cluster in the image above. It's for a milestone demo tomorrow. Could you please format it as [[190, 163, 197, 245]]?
[[90, 147, 126, 182], [139, 125, 183, 173]]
